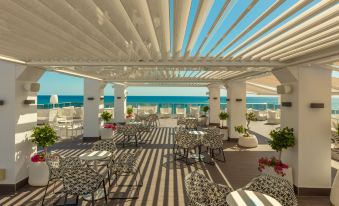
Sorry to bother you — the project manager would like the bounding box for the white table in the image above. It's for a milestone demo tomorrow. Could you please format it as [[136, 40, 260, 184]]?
[[79, 150, 112, 201], [226, 190, 282, 206], [57, 119, 74, 138]]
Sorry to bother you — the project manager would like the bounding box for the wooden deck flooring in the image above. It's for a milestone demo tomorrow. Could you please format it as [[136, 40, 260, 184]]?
[[0, 121, 334, 206]]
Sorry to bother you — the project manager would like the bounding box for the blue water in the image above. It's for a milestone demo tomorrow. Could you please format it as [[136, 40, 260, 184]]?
[[37, 95, 278, 105], [37, 95, 339, 111]]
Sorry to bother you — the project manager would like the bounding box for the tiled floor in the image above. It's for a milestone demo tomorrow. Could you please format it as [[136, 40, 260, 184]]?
[[0, 119, 334, 206]]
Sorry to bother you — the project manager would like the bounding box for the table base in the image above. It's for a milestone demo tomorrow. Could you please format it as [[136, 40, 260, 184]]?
[[82, 188, 105, 201]]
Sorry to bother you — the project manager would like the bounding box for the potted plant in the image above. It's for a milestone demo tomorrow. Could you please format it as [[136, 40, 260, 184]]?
[[235, 112, 258, 147], [259, 127, 296, 184], [126, 108, 134, 122], [200, 106, 209, 126], [100, 111, 113, 139], [29, 125, 58, 186], [219, 112, 229, 140]]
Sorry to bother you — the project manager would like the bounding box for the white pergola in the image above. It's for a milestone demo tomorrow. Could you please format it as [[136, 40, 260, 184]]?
[[0, 0, 339, 199]]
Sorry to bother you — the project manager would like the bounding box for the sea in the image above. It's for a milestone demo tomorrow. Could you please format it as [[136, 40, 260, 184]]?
[[37, 95, 339, 112]]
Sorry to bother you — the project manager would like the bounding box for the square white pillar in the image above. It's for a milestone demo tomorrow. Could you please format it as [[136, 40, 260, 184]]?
[[208, 84, 221, 125], [83, 78, 105, 140], [273, 66, 331, 195], [0, 61, 44, 193], [114, 84, 127, 123], [226, 81, 246, 139]]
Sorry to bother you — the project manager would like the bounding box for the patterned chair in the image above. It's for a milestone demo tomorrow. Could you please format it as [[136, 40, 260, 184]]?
[[177, 117, 186, 126], [146, 114, 159, 127], [108, 149, 143, 199], [202, 129, 225, 162], [185, 118, 198, 130], [243, 174, 298, 206], [122, 124, 139, 147], [42, 155, 85, 205], [63, 167, 107, 205], [175, 130, 200, 164], [185, 171, 233, 206]]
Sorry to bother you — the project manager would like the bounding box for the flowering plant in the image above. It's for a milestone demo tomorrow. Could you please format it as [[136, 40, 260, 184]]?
[[31, 152, 46, 162], [103, 123, 117, 131], [258, 157, 289, 176]]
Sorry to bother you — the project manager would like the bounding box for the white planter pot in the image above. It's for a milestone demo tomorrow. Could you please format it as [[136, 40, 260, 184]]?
[[219, 128, 229, 140], [331, 171, 339, 205], [238, 134, 258, 148], [100, 127, 113, 140], [28, 162, 49, 186], [262, 166, 293, 185]]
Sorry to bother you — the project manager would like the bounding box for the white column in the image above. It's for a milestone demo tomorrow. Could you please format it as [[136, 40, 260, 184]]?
[[83, 78, 105, 140], [208, 84, 221, 125], [114, 84, 127, 123], [0, 61, 44, 193], [273, 66, 331, 194], [226, 81, 246, 139]]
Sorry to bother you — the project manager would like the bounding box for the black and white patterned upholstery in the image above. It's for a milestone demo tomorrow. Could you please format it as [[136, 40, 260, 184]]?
[[139, 120, 152, 133], [91, 140, 117, 154], [63, 167, 107, 204], [177, 117, 186, 125], [63, 167, 105, 195], [108, 149, 143, 199], [185, 118, 198, 130], [42, 155, 85, 205], [122, 124, 140, 147], [176, 130, 199, 149], [145, 114, 159, 127], [185, 171, 233, 206], [243, 174, 298, 206], [201, 128, 219, 147]]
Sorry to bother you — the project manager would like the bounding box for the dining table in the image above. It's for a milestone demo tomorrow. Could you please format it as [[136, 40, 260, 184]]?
[[226, 190, 282, 206]]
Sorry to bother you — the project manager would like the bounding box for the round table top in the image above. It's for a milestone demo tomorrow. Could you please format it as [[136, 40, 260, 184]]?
[[189, 131, 206, 136], [79, 150, 112, 161], [58, 119, 73, 123], [226, 190, 282, 206]]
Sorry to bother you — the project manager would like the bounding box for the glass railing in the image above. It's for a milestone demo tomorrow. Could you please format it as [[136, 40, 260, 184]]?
[[38, 102, 281, 113]]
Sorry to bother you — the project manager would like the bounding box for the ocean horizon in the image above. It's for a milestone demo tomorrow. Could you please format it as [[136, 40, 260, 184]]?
[[37, 95, 339, 111]]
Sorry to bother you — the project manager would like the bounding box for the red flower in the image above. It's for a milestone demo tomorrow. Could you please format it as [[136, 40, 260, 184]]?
[[31, 153, 45, 162], [257, 156, 289, 176]]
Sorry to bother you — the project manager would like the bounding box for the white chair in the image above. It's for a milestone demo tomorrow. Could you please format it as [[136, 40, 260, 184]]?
[[267, 110, 280, 124], [61, 106, 75, 119], [37, 109, 50, 125], [176, 108, 186, 118], [160, 108, 172, 118], [189, 106, 200, 118], [74, 107, 84, 120], [253, 110, 267, 121]]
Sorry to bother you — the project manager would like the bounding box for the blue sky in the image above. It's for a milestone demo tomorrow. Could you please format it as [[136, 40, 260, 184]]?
[[39, 0, 327, 96]]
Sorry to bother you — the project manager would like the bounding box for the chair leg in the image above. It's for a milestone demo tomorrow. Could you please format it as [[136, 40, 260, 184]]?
[[63, 194, 67, 205], [41, 180, 50, 206], [91, 193, 95, 205], [185, 149, 189, 164], [75, 195, 79, 205], [103, 180, 108, 204], [221, 148, 226, 162], [135, 135, 138, 147]]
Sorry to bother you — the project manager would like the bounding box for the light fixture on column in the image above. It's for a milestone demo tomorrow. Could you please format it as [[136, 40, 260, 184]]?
[[23, 99, 35, 105], [236, 99, 242, 102], [0, 100, 4, 105], [281, 102, 292, 107], [310, 103, 324, 108]]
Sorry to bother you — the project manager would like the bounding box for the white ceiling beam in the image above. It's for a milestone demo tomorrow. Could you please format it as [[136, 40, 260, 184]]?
[[222, 0, 313, 60], [245, 4, 339, 60], [214, 0, 285, 58], [13, 0, 115, 60], [172, 0, 192, 58], [183, 0, 214, 58], [204, 0, 259, 58], [159, 0, 171, 59], [193, 0, 231, 59], [127, 0, 161, 60], [280, 39, 339, 61], [271, 33, 339, 61], [286, 45, 339, 65], [262, 25, 339, 60], [30, 61, 285, 67]]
